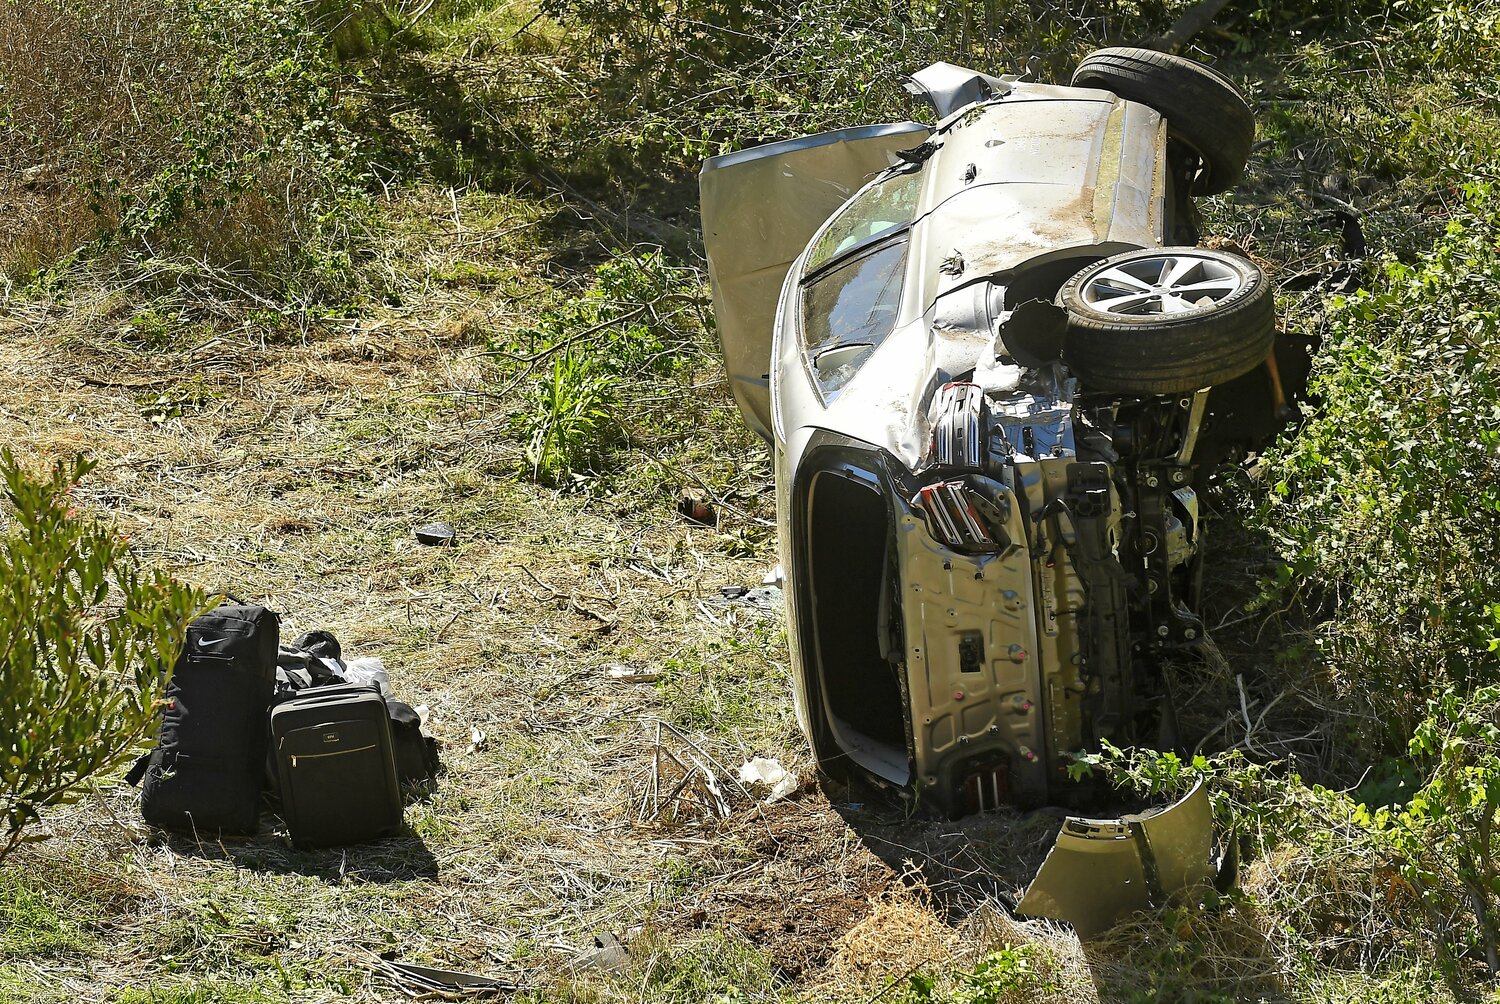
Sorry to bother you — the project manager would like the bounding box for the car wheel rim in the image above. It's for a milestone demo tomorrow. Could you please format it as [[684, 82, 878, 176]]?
[[1080, 253, 1245, 316]]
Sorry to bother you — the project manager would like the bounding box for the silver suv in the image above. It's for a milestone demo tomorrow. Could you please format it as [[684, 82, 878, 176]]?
[[701, 49, 1284, 931]]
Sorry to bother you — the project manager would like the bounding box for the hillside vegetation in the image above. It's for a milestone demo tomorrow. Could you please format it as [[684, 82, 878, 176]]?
[[0, 0, 1498, 1000]]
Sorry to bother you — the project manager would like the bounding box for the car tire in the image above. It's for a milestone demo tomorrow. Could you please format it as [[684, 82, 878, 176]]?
[[1071, 47, 1253, 196], [1057, 247, 1275, 395]]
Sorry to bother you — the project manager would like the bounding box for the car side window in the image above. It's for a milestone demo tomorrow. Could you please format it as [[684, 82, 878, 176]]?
[[800, 168, 922, 397]]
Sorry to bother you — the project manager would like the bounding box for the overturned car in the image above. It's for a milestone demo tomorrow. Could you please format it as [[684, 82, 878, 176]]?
[[701, 49, 1292, 929]]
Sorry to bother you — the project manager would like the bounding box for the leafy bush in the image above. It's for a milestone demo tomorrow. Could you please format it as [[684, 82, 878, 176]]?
[[1383, 686, 1500, 981], [906, 945, 1058, 1003], [527, 0, 1183, 178], [0, 0, 365, 298], [0, 452, 203, 863], [1261, 184, 1500, 742], [1086, 719, 1500, 990]]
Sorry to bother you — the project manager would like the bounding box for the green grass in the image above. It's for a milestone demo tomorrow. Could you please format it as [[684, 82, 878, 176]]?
[[0, 870, 101, 962]]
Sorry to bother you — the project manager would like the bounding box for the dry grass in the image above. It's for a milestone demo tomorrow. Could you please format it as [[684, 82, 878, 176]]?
[[0, 0, 356, 287], [0, 183, 882, 1003]]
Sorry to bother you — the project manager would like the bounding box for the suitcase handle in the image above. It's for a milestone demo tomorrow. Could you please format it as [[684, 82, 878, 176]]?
[[277, 684, 380, 709]]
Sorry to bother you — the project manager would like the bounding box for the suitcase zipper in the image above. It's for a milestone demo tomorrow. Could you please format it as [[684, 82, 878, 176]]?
[[290, 743, 377, 767]]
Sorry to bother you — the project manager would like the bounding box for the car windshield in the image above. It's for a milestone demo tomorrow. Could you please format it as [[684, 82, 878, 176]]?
[[801, 238, 909, 396], [804, 168, 924, 274], [798, 167, 923, 398]]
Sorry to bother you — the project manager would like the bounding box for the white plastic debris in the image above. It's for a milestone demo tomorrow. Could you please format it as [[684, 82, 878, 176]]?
[[738, 757, 799, 803], [342, 656, 391, 695], [606, 663, 660, 683]]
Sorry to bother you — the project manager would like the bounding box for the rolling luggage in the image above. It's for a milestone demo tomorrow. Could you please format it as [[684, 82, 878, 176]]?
[[135, 603, 279, 836], [271, 683, 403, 848]]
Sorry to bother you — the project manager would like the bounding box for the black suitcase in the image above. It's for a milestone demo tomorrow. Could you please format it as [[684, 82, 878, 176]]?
[[271, 684, 403, 848], [137, 603, 279, 836]]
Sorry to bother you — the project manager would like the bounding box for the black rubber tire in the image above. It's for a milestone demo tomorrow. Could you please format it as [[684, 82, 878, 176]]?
[[1058, 247, 1275, 395], [1072, 46, 1253, 196]]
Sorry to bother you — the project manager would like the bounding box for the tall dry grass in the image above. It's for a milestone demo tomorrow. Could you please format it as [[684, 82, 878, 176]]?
[[0, 0, 360, 292]]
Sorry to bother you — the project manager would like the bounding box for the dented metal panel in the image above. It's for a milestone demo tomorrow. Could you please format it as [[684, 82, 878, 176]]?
[[1017, 781, 1216, 937], [904, 61, 1013, 117], [912, 92, 1166, 307], [700, 122, 931, 440]]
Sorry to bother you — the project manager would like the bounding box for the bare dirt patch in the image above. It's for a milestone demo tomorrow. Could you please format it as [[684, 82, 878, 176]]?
[[666, 793, 898, 981]]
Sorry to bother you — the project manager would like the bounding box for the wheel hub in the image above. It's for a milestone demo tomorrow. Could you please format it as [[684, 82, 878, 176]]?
[[1081, 252, 1245, 316]]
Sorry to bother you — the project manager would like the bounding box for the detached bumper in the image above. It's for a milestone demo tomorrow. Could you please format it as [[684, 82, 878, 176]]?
[[1017, 781, 1221, 937]]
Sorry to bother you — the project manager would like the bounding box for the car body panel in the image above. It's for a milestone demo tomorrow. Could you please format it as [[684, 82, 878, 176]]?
[[1017, 780, 1216, 937], [763, 87, 1167, 473], [911, 88, 1165, 309], [701, 121, 932, 440]]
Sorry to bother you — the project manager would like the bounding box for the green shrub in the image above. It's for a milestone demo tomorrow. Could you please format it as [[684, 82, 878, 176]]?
[[509, 248, 710, 483], [0, 451, 203, 863], [1260, 184, 1500, 743], [528, 0, 1181, 178], [1085, 723, 1500, 990], [521, 349, 618, 484], [906, 945, 1058, 1003]]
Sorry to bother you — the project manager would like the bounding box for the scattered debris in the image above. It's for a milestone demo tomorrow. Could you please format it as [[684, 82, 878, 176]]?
[[371, 956, 517, 998], [1017, 780, 1217, 937], [606, 663, 661, 684], [713, 584, 782, 612], [738, 757, 800, 803], [415, 521, 457, 546], [633, 721, 736, 824], [677, 495, 717, 526], [580, 932, 629, 972]]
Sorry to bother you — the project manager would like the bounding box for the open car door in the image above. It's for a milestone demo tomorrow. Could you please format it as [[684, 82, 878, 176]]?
[[700, 122, 930, 440]]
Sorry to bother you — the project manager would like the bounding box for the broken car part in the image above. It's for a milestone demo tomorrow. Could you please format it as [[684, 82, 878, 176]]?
[[1017, 780, 1215, 937], [372, 957, 517, 997], [415, 521, 457, 546]]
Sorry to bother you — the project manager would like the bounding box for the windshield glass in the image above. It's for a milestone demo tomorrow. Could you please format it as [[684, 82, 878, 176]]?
[[804, 168, 924, 274], [801, 238, 909, 396]]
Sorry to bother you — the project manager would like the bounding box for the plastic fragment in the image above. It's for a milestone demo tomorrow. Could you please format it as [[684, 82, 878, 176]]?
[[738, 757, 799, 803]]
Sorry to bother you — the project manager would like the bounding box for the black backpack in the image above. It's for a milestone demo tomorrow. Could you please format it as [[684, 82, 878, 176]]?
[[129, 603, 279, 836]]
